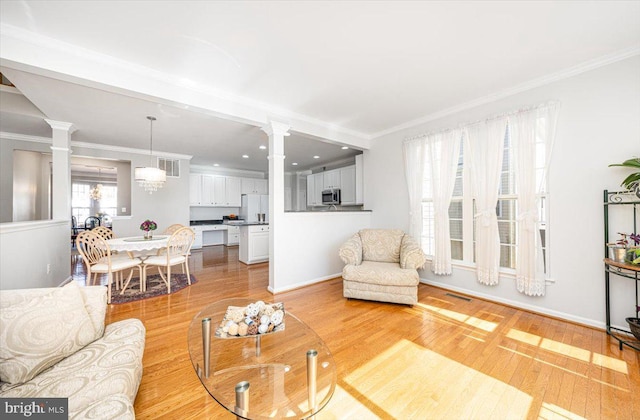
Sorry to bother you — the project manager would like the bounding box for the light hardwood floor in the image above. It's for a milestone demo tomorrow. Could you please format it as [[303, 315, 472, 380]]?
[[74, 246, 639, 419]]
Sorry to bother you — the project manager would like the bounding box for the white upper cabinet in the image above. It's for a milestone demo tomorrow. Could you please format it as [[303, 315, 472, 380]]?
[[306, 173, 325, 206], [213, 175, 242, 207], [201, 175, 215, 206], [323, 171, 340, 190], [226, 177, 242, 207], [241, 178, 268, 195], [189, 174, 202, 205], [190, 174, 243, 207]]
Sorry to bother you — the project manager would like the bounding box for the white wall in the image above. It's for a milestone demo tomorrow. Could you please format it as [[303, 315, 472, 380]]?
[[0, 140, 191, 290], [272, 211, 372, 293], [0, 220, 69, 289], [366, 55, 640, 329], [70, 144, 191, 237], [0, 136, 52, 222]]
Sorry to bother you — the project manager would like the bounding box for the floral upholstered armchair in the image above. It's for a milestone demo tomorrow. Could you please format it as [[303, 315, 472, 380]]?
[[339, 229, 426, 305]]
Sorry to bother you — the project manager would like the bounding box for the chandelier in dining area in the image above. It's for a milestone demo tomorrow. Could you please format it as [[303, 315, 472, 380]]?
[[89, 167, 103, 201], [134, 116, 166, 193]]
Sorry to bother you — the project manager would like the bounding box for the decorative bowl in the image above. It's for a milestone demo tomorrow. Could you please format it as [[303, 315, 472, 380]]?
[[626, 317, 640, 341]]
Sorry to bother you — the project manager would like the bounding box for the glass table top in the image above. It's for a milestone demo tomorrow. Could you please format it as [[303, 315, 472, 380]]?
[[187, 298, 336, 419]]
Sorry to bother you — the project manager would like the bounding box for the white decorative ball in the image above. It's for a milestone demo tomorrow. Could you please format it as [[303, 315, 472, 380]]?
[[258, 323, 269, 334], [246, 303, 260, 317], [270, 309, 284, 326], [260, 315, 270, 325]]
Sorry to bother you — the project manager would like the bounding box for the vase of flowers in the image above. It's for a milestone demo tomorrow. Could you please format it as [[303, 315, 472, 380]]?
[[140, 219, 157, 239]]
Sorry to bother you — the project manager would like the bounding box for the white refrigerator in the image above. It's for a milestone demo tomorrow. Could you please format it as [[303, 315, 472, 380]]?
[[240, 194, 269, 223]]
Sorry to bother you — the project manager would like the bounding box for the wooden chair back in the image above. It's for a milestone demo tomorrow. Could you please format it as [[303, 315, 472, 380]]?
[[92, 226, 115, 240], [76, 230, 110, 266], [163, 224, 185, 235], [166, 227, 195, 259]]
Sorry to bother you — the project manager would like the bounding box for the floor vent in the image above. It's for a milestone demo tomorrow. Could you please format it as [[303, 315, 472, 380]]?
[[445, 293, 471, 302]]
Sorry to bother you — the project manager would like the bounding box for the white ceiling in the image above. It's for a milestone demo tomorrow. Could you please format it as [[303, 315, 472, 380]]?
[[1, 1, 639, 171]]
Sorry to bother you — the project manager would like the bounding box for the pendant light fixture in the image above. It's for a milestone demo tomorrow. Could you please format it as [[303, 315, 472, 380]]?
[[89, 167, 103, 201], [134, 116, 166, 193]]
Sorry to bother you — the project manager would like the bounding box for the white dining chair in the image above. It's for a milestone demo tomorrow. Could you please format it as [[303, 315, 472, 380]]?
[[76, 230, 142, 303], [142, 227, 195, 294]]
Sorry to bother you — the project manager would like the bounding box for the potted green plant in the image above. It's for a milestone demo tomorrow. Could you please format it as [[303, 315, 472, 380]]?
[[609, 157, 640, 198], [607, 232, 640, 263]]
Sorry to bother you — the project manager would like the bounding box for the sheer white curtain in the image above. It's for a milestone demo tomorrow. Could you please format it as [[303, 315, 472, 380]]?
[[403, 139, 425, 240], [426, 130, 462, 274], [512, 103, 559, 296], [466, 118, 508, 285]]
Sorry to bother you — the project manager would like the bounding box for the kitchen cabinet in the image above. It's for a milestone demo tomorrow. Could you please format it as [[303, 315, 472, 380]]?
[[242, 178, 268, 195], [189, 174, 215, 206], [192, 226, 203, 249], [323, 170, 341, 190], [225, 225, 240, 246], [239, 225, 269, 264], [190, 174, 241, 207], [201, 175, 215, 205], [306, 173, 324, 206], [340, 166, 356, 205], [189, 174, 202, 206], [213, 176, 242, 207]]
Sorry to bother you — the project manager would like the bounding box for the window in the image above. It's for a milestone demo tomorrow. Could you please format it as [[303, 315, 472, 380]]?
[[421, 123, 550, 275], [71, 182, 117, 225]]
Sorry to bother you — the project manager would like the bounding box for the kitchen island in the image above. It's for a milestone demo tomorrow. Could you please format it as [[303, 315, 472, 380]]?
[[238, 223, 269, 265]]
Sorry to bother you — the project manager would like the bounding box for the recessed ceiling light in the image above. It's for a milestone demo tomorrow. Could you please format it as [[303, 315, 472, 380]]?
[[259, 145, 266, 150], [341, 146, 349, 150], [213, 163, 219, 167], [292, 162, 298, 166], [242, 155, 249, 158], [313, 155, 320, 159]]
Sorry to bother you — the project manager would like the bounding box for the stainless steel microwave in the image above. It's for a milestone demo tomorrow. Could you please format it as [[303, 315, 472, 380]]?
[[322, 188, 341, 205]]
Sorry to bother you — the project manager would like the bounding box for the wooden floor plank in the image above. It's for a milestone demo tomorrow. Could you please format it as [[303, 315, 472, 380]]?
[[69, 246, 640, 419]]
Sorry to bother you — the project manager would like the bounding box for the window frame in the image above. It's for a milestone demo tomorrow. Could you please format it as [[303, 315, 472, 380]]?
[[420, 130, 552, 281]]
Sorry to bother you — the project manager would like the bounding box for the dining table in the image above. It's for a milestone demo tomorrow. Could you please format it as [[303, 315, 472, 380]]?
[[106, 235, 169, 291]]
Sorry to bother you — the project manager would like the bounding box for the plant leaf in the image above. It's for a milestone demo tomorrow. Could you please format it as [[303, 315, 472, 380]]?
[[609, 157, 640, 168]]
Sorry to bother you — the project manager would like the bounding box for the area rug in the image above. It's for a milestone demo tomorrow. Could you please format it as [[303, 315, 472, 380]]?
[[109, 273, 197, 304]]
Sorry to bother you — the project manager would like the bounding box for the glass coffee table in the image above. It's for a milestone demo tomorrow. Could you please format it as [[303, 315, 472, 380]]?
[[188, 298, 336, 419]]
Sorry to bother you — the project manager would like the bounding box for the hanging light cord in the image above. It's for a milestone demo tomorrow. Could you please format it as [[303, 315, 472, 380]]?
[[147, 116, 156, 165]]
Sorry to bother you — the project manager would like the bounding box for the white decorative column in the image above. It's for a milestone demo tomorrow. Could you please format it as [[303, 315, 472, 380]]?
[[45, 120, 76, 220], [262, 120, 290, 292]]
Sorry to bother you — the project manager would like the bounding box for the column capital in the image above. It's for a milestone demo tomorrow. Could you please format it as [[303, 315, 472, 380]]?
[[261, 120, 290, 137], [45, 119, 77, 133]]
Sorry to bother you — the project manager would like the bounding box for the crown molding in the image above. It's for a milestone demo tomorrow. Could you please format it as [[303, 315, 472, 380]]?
[[372, 46, 640, 139], [0, 131, 192, 160], [72, 140, 192, 160], [0, 131, 51, 144]]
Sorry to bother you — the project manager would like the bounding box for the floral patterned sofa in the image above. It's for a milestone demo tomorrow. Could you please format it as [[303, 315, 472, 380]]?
[[0, 282, 145, 419], [339, 229, 427, 305]]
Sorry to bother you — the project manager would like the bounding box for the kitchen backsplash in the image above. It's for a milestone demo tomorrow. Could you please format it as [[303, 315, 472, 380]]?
[[190, 207, 240, 221]]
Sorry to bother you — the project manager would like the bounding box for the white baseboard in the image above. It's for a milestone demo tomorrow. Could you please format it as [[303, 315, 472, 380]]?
[[420, 278, 606, 330], [268, 273, 342, 294]]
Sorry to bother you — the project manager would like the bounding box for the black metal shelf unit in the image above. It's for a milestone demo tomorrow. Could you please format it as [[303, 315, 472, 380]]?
[[603, 189, 640, 351]]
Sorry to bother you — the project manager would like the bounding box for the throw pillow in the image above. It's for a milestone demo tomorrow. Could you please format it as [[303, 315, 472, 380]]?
[[0, 282, 97, 384]]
